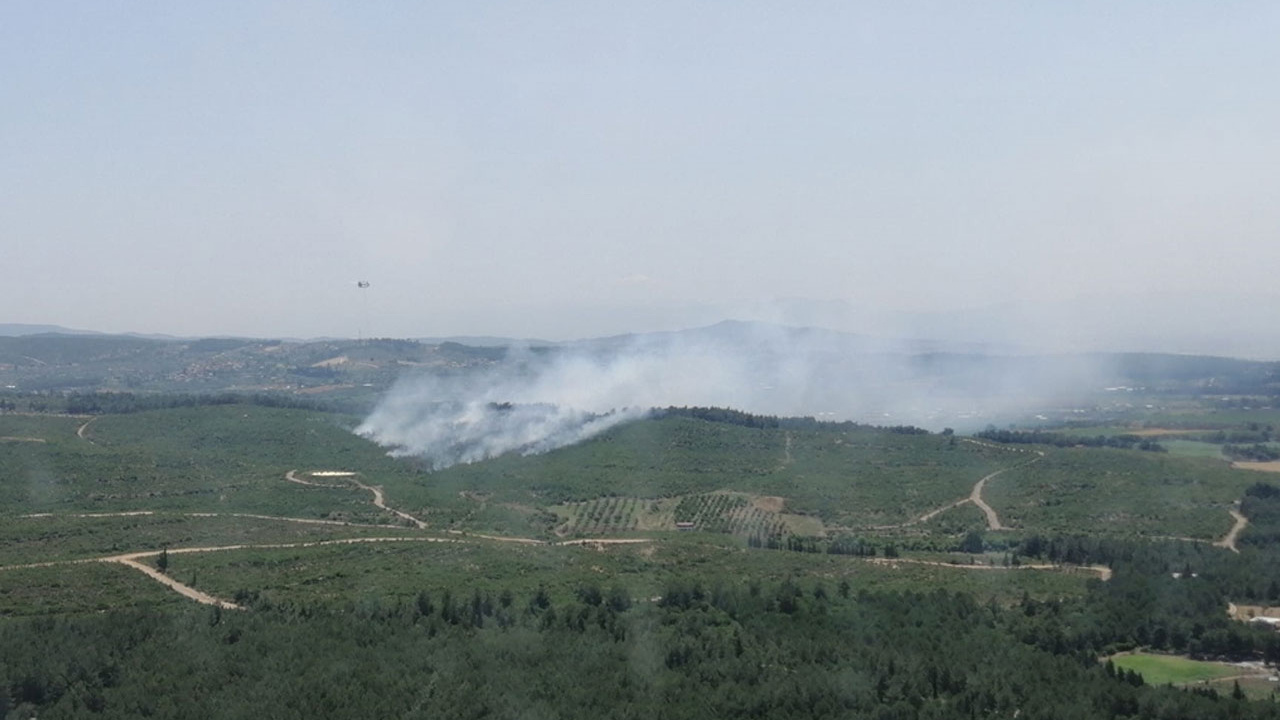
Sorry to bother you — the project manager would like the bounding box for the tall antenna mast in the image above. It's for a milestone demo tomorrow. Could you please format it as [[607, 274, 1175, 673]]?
[[356, 281, 370, 342]]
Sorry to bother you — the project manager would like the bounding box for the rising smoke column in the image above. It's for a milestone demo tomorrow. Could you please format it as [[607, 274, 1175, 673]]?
[[355, 338, 762, 469], [356, 322, 1114, 470]]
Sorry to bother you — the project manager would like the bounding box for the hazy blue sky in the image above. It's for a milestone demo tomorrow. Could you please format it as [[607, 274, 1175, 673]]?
[[4, 2, 1279, 342]]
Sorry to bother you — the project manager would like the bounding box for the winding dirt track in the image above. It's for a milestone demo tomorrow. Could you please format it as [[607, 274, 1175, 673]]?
[[970, 469, 1011, 531], [1213, 505, 1249, 554], [869, 497, 975, 530], [1, 445, 1116, 610], [0, 533, 655, 608], [76, 417, 97, 444], [109, 556, 244, 609], [286, 470, 427, 529], [961, 441, 1045, 531], [105, 537, 467, 609], [868, 441, 1042, 531], [18, 510, 408, 530]]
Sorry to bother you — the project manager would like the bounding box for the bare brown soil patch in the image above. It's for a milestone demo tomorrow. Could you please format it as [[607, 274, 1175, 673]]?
[[1229, 603, 1280, 621], [295, 384, 355, 395], [1123, 428, 1206, 437], [1233, 460, 1280, 474], [753, 496, 785, 513]]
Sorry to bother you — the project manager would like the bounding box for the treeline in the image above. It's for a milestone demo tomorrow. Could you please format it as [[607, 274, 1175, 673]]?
[[5, 580, 1280, 719], [655, 406, 932, 435], [1241, 482, 1280, 548], [977, 428, 1167, 452], [61, 392, 348, 415], [656, 406, 782, 429], [752, 525, 1280, 663], [1197, 426, 1275, 444], [1224, 443, 1280, 462]]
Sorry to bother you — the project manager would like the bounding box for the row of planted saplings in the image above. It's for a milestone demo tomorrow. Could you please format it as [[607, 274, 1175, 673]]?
[[674, 494, 786, 537], [567, 496, 645, 533], [566, 492, 787, 537]]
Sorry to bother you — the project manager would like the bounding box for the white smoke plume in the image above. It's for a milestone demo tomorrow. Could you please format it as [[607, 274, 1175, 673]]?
[[357, 321, 1114, 470]]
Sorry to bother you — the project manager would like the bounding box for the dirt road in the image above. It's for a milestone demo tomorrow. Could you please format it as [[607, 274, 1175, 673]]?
[[76, 417, 96, 444], [867, 497, 974, 530], [349, 476, 428, 529], [866, 556, 1112, 581], [108, 556, 244, 609], [18, 509, 408, 530], [99, 536, 466, 608], [557, 538, 653, 547], [867, 444, 1042, 531], [960, 441, 1046, 531], [287, 470, 428, 529], [970, 469, 1011, 530], [1213, 505, 1249, 554]]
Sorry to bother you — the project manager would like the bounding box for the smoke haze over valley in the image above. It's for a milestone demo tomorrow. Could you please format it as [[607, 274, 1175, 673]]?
[[356, 321, 1161, 469]]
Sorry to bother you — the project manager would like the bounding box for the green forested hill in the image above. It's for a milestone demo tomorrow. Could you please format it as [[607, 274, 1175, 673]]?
[[6, 402, 1280, 717]]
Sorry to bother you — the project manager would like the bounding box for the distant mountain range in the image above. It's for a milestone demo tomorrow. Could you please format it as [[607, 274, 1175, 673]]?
[[0, 323, 103, 337], [2, 320, 1275, 420], [0, 323, 186, 341]]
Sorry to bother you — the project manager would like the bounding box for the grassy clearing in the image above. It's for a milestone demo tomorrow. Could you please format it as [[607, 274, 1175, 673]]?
[[1161, 440, 1228, 460], [1110, 653, 1245, 685]]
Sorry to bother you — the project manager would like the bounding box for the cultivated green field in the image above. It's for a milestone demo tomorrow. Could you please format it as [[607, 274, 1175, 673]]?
[[1161, 439, 1230, 460], [1111, 652, 1244, 685]]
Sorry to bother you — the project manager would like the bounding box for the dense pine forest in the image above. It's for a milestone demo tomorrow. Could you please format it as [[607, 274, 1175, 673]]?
[[4, 570, 1280, 719]]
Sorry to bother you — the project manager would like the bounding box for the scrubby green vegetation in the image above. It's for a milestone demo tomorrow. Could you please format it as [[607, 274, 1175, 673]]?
[[150, 534, 1088, 613], [0, 405, 420, 520], [981, 447, 1251, 539], [1226, 444, 1280, 462], [426, 417, 1010, 530], [0, 513, 416, 566], [8, 397, 1280, 717]]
